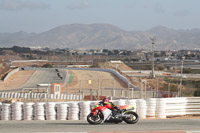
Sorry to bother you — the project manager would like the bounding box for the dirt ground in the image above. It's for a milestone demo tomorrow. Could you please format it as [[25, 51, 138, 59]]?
[[66, 70, 128, 93], [0, 70, 35, 90], [0, 62, 138, 92]]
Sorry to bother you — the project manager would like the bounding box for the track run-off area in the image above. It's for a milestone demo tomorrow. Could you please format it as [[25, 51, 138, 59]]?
[[0, 118, 200, 133]]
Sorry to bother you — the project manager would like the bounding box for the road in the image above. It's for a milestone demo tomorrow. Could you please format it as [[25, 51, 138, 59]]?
[[0, 118, 200, 133], [20, 69, 67, 88]]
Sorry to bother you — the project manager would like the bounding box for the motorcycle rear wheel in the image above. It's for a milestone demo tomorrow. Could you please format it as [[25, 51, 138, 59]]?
[[87, 113, 103, 125], [123, 111, 139, 124]]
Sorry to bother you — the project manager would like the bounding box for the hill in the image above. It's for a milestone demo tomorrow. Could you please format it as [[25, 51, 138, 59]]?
[[0, 24, 200, 50]]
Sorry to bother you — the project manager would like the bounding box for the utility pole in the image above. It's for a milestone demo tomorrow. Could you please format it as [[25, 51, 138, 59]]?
[[179, 56, 185, 97], [150, 36, 156, 78], [156, 78, 159, 98], [174, 53, 177, 76]]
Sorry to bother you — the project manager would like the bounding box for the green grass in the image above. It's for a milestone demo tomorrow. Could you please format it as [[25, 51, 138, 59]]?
[[68, 74, 74, 84]]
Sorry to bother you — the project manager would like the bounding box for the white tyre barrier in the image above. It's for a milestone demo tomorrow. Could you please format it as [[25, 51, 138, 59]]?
[[0, 102, 2, 120], [156, 98, 166, 118], [136, 99, 147, 119], [126, 99, 137, 111], [57, 104, 68, 120], [4, 93, 8, 98], [114, 100, 126, 106], [79, 101, 91, 120], [12, 102, 23, 120], [24, 103, 34, 120], [146, 98, 157, 118], [0, 98, 200, 121], [1, 104, 11, 120], [1, 92, 5, 98], [68, 103, 79, 120], [34, 103, 45, 120], [90, 101, 99, 111], [46, 102, 56, 120]]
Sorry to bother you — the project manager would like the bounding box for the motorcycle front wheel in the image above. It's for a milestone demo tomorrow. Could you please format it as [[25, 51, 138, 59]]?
[[123, 111, 139, 124], [87, 113, 103, 125]]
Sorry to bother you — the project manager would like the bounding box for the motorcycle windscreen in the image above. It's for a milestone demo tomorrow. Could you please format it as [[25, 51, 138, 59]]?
[[102, 108, 112, 121]]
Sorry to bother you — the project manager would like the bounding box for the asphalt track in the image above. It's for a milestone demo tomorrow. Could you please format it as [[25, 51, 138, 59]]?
[[0, 118, 200, 133], [1, 69, 68, 92], [20, 69, 67, 89]]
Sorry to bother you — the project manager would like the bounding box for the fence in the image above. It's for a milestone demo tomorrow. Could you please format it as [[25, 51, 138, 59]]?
[[0, 89, 179, 102], [70, 89, 178, 100]]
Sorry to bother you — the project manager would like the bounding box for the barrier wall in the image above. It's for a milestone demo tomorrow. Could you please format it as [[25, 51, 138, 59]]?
[[3, 68, 19, 82], [0, 97, 200, 120]]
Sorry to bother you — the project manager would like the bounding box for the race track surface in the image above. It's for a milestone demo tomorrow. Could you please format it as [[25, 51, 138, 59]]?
[[0, 118, 200, 133]]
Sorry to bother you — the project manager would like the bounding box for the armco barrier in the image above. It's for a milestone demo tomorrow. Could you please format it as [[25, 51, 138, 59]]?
[[0, 97, 200, 120]]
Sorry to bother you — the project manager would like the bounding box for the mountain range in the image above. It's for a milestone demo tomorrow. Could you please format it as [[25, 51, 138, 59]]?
[[1, 23, 200, 50]]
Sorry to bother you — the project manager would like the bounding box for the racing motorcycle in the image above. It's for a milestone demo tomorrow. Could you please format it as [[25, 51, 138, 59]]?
[[87, 102, 139, 124]]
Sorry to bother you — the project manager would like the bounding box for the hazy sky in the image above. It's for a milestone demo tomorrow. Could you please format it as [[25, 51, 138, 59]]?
[[0, 0, 200, 33]]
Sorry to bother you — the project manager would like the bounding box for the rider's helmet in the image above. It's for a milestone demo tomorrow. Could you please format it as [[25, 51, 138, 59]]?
[[102, 98, 109, 102]]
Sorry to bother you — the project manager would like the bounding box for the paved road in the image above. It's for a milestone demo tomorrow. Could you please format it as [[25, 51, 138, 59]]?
[[20, 69, 67, 88], [0, 118, 200, 133]]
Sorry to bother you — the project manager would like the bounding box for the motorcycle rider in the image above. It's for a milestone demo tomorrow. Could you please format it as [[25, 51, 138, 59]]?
[[98, 98, 121, 114]]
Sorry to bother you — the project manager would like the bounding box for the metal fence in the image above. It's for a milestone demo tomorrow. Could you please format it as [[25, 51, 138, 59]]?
[[0, 89, 179, 102]]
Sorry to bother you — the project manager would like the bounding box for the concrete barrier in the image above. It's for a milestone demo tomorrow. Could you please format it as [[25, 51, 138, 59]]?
[[3, 68, 19, 82]]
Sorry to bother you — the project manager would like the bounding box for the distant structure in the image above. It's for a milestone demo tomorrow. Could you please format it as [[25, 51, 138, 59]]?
[[150, 36, 156, 78]]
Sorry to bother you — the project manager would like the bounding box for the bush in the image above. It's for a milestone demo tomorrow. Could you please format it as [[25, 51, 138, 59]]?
[[182, 68, 193, 74], [156, 64, 165, 70], [42, 63, 53, 68]]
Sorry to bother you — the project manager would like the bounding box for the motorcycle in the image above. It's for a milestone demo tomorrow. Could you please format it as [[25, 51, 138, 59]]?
[[87, 102, 139, 124]]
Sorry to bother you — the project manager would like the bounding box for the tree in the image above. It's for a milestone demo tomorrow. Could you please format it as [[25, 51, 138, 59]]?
[[11, 46, 31, 53], [182, 68, 193, 74], [156, 64, 165, 70], [42, 63, 53, 68]]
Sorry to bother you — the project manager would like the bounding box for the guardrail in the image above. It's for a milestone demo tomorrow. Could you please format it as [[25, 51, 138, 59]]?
[[0, 97, 199, 120]]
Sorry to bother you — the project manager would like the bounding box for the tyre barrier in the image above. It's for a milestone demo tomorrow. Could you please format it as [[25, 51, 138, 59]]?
[[113, 100, 126, 106], [156, 98, 166, 118], [24, 102, 34, 120], [68, 102, 79, 120], [146, 98, 156, 118], [126, 99, 137, 112], [0, 97, 200, 120], [0, 102, 2, 120], [46, 102, 56, 120], [57, 103, 68, 120], [34, 103, 45, 120], [1, 103, 11, 120], [11, 102, 23, 120], [136, 99, 147, 119], [79, 101, 91, 120], [0, 92, 83, 101]]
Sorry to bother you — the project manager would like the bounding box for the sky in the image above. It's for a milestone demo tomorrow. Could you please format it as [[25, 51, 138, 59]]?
[[0, 0, 200, 33]]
